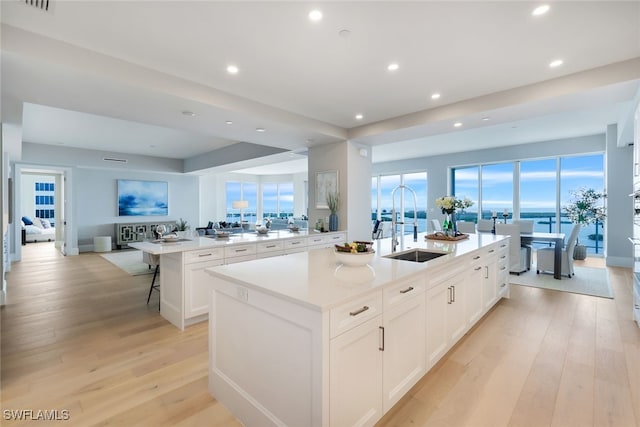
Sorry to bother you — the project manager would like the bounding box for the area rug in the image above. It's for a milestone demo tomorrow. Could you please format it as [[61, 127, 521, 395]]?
[[100, 250, 153, 276], [509, 266, 613, 299]]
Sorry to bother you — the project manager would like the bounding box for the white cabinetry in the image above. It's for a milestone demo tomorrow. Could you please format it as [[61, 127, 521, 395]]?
[[224, 244, 257, 264], [256, 240, 285, 259], [184, 249, 224, 318], [330, 276, 426, 424], [466, 259, 485, 326], [426, 268, 466, 369]]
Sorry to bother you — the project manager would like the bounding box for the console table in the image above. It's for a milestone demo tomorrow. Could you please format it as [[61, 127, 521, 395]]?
[[115, 221, 176, 248]]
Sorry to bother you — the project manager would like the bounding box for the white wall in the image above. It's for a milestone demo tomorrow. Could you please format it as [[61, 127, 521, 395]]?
[[74, 168, 199, 251]]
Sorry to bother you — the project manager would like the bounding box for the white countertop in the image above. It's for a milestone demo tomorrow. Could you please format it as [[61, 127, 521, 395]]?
[[206, 232, 507, 312], [128, 229, 339, 255]]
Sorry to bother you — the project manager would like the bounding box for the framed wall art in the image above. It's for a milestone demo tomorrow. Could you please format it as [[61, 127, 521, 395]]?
[[315, 170, 338, 209]]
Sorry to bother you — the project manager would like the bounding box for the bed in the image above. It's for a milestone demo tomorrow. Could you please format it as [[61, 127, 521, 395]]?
[[22, 217, 56, 243]]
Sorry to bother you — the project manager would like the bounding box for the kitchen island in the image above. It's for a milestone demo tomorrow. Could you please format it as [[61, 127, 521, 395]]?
[[129, 230, 346, 329], [205, 232, 510, 427]]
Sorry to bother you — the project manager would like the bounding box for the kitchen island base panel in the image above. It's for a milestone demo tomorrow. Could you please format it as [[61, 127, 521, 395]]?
[[209, 281, 328, 427]]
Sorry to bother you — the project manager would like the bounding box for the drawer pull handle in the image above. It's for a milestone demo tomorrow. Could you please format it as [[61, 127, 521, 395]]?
[[473, 255, 481, 260], [500, 266, 507, 271], [399, 286, 414, 294], [236, 248, 248, 253], [266, 245, 276, 248], [379, 326, 385, 351], [198, 253, 213, 257], [501, 282, 507, 287], [349, 306, 369, 317], [488, 249, 495, 253], [448, 287, 452, 304], [500, 255, 506, 259], [474, 266, 482, 271], [291, 242, 300, 245], [500, 244, 507, 248]]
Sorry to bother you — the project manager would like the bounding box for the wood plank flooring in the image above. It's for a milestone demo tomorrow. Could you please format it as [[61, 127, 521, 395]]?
[[2, 243, 639, 426]]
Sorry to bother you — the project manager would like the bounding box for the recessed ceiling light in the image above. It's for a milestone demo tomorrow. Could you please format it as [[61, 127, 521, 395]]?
[[309, 9, 322, 21], [227, 65, 239, 74], [482, 117, 491, 121], [549, 59, 563, 68], [355, 114, 364, 120], [431, 93, 441, 100], [182, 110, 195, 117], [225, 120, 233, 125], [532, 5, 550, 16], [256, 127, 266, 132], [387, 63, 399, 71], [454, 122, 462, 127]]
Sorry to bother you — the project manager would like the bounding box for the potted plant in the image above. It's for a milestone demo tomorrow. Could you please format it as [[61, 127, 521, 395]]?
[[326, 191, 340, 232], [175, 218, 190, 238], [564, 187, 606, 260]]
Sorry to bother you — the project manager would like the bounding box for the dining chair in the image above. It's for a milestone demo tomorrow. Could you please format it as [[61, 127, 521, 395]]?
[[477, 219, 494, 232], [431, 219, 442, 232], [142, 251, 160, 310], [456, 221, 476, 233], [512, 219, 534, 269], [495, 223, 528, 275], [536, 223, 581, 278]]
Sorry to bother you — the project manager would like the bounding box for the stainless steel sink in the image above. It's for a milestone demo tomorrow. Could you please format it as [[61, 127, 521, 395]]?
[[384, 249, 448, 263]]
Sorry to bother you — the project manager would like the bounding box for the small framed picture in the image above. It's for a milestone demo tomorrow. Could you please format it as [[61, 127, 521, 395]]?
[[315, 170, 338, 209]]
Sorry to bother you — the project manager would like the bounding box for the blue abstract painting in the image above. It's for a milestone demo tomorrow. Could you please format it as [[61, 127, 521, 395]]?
[[118, 180, 168, 216]]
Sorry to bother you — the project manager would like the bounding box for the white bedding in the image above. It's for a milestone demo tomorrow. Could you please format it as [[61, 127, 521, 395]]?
[[24, 224, 56, 242]]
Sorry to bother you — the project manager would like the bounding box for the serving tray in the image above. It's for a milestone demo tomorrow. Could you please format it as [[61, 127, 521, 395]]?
[[425, 232, 469, 241]]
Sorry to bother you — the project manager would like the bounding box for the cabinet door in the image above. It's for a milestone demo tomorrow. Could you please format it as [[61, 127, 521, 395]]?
[[184, 258, 223, 318], [330, 316, 383, 427], [447, 274, 466, 344], [426, 282, 449, 368], [382, 295, 426, 412], [466, 264, 484, 326], [482, 262, 497, 311]]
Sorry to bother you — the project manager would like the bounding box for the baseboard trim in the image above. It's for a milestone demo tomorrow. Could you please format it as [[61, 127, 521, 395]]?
[[606, 256, 633, 268]]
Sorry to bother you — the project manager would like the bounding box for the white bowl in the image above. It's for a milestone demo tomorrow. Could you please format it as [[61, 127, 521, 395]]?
[[334, 249, 375, 267]]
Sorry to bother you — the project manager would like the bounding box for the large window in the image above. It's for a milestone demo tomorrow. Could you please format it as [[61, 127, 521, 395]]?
[[262, 182, 294, 219], [452, 153, 605, 254], [372, 172, 427, 234], [226, 181, 257, 224], [452, 166, 478, 222], [35, 181, 55, 225]]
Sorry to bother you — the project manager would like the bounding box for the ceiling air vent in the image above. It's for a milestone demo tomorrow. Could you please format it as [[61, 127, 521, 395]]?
[[103, 157, 128, 164], [20, 0, 51, 12]]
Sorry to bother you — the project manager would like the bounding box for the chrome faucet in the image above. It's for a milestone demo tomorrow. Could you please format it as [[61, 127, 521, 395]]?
[[390, 185, 418, 252]]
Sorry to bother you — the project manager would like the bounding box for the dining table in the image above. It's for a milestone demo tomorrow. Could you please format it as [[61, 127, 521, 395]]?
[[520, 232, 566, 279]]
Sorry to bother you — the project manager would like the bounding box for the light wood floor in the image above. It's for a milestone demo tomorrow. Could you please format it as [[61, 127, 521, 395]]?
[[2, 243, 639, 426]]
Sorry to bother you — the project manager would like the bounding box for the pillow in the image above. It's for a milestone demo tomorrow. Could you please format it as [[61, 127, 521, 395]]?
[[21, 216, 34, 226], [31, 219, 44, 229], [40, 218, 52, 229], [207, 221, 214, 229]]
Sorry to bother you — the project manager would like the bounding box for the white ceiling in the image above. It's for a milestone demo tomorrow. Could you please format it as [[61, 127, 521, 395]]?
[[1, 1, 640, 175]]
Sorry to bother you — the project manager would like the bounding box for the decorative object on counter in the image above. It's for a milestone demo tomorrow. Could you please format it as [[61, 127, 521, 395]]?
[[175, 217, 190, 238], [564, 187, 606, 260], [334, 241, 375, 266], [425, 232, 469, 241], [435, 195, 473, 237], [326, 190, 340, 232], [256, 225, 269, 235], [502, 209, 509, 224], [491, 211, 498, 233], [232, 200, 249, 234], [155, 224, 167, 240], [215, 231, 231, 239], [315, 218, 325, 232]]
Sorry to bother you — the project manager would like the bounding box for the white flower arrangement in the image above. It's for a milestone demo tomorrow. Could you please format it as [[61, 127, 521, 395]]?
[[435, 196, 473, 214]]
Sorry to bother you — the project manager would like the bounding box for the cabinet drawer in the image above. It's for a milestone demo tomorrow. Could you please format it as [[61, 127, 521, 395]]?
[[326, 233, 347, 244], [225, 254, 257, 264], [383, 276, 426, 310], [307, 235, 327, 246], [330, 291, 383, 339], [184, 248, 224, 264], [256, 240, 284, 253], [283, 238, 308, 249], [224, 244, 257, 258]]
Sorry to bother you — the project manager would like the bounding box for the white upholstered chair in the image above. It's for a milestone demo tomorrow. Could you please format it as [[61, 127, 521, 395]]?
[[512, 219, 534, 269], [456, 221, 476, 233], [431, 219, 442, 232], [477, 219, 494, 232], [536, 224, 581, 278], [495, 223, 528, 275], [142, 251, 160, 310]]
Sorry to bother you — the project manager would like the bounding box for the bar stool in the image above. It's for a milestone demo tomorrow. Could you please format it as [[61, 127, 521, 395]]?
[[142, 251, 160, 310]]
